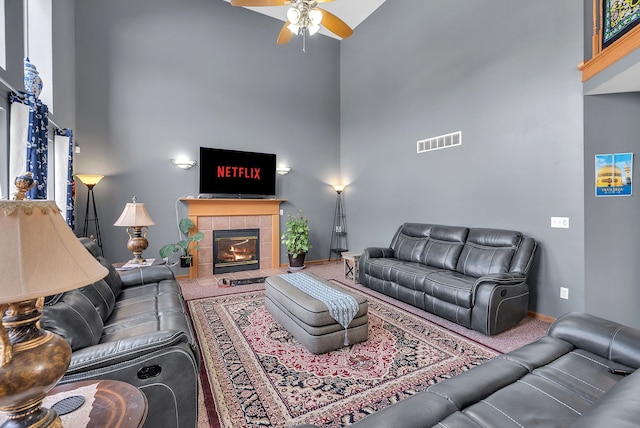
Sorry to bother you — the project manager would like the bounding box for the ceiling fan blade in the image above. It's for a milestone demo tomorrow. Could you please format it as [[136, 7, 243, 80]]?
[[231, 0, 290, 6], [277, 22, 294, 44], [318, 7, 353, 39]]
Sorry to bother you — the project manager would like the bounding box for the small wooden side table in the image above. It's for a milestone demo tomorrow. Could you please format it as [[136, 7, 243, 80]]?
[[46, 380, 147, 428], [342, 251, 362, 285]]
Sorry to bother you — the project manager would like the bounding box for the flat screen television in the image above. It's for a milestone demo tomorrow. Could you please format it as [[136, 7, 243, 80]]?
[[199, 147, 277, 198]]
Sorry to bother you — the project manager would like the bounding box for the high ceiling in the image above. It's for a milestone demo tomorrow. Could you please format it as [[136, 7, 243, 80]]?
[[223, 0, 386, 39]]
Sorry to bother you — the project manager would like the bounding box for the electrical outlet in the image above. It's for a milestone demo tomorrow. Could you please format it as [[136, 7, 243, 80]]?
[[280, 209, 283, 215], [551, 217, 570, 228], [560, 287, 569, 299]]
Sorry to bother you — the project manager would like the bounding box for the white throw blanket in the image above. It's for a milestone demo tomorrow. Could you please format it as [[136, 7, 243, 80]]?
[[280, 273, 359, 345]]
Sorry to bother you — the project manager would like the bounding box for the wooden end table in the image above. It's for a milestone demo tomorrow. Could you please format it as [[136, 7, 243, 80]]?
[[342, 251, 362, 285]]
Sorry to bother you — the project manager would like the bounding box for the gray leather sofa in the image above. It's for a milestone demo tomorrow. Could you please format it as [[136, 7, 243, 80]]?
[[297, 312, 640, 427], [41, 238, 200, 428], [359, 223, 537, 335]]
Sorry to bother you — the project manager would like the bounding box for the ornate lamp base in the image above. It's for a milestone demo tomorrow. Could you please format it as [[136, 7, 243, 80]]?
[[0, 300, 71, 428], [125, 227, 149, 264]]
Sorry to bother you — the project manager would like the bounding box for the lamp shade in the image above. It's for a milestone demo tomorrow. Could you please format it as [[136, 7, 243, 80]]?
[[75, 174, 104, 187], [0, 200, 108, 304], [113, 199, 155, 227]]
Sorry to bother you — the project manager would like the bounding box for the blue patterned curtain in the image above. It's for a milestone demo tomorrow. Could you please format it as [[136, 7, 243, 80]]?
[[55, 128, 75, 228], [9, 92, 49, 199]]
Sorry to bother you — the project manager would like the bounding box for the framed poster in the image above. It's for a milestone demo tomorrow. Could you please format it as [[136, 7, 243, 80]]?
[[595, 152, 633, 196], [602, 0, 640, 48]]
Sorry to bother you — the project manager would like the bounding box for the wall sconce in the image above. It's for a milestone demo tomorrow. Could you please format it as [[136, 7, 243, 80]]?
[[171, 159, 197, 169], [276, 166, 292, 175]]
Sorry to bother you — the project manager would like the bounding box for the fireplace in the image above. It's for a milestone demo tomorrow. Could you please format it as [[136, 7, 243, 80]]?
[[213, 229, 260, 274]]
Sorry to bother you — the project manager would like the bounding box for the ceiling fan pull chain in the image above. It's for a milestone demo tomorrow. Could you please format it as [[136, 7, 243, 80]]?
[[303, 31, 306, 53]]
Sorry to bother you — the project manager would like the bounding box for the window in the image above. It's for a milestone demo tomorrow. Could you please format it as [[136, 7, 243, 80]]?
[[0, 0, 6, 70]]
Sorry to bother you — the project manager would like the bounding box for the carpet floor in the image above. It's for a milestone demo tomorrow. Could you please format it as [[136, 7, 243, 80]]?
[[189, 286, 501, 427], [180, 263, 550, 427]]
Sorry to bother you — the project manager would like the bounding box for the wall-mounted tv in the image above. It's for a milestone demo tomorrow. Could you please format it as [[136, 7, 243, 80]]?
[[199, 147, 277, 198]]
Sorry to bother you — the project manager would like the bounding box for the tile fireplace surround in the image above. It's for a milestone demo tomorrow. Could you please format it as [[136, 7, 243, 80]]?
[[181, 198, 285, 279]]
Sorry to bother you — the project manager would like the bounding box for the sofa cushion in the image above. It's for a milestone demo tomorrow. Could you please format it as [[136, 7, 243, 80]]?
[[533, 349, 622, 403], [420, 225, 468, 270], [392, 232, 429, 263], [424, 270, 474, 308], [76, 279, 117, 322], [456, 228, 521, 278], [462, 372, 590, 427], [42, 289, 104, 351], [569, 370, 640, 428], [79, 237, 123, 298], [100, 280, 194, 345], [390, 223, 432, 263], [363, 257, 411, 282]]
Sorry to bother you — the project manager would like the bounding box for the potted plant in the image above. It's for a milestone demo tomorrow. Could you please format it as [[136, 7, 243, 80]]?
[[159, 218, 205, 268], [281, 209, 311, 270]]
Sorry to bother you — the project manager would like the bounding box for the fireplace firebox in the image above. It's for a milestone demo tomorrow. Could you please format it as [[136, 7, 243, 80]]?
[[213, 229, 260, 274]]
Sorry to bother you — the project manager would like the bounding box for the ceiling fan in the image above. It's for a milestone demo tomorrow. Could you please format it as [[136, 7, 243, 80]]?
[[230, 0, 353, 48]]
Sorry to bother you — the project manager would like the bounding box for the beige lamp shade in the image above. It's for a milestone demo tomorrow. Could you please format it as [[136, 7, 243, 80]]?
[[113, 199, 155, 227], [75, 174, 104, 187], [0, 200, 109, 304]]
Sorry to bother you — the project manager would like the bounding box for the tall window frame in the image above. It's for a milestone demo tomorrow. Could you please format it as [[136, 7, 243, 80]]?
[[24, 0, 52, 110]]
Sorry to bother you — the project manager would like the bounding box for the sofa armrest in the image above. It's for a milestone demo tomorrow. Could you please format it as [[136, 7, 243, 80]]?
[[118, 265, 176, 288], [471, 274, 530, 335], [362, 247, 395, 259], [549, 312, 640, 369], [473, 273, 526, 288], [67, 330, 190, 374], [471, 273, 526, 304]]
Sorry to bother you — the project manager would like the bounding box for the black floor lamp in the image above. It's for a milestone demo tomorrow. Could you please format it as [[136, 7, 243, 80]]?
[[75, 174, 104, 255], [329, 184, 348, 261]]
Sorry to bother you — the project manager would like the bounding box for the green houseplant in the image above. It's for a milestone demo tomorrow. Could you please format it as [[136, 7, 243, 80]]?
[[281, 209, 311, 269], [159, 218, 205, 268]]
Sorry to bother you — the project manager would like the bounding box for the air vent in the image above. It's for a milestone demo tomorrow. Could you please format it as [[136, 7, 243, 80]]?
[[417, 131, 461, 153]]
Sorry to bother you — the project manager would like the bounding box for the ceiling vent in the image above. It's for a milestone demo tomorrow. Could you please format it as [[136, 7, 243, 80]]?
[[417, 131, 461, 153]]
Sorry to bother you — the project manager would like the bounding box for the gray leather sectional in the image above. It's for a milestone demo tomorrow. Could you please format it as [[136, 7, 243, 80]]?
[[359, 223, 538, 335], [41, 238, 200, 428], [296, 312, 640, 427]]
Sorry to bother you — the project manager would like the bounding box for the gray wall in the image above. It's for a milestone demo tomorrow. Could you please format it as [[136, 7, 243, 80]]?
[[62, 0, 640, 324], [340, 1, 586, 318], [584, 93, 640, 328], [74, 0, 341, 267]]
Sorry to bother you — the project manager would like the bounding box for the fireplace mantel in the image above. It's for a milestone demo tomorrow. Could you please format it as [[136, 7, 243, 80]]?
[[181, 198, 285, 278]]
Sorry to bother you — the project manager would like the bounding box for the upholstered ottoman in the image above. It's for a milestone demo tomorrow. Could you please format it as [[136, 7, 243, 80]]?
[[265, 272, 369, 354]]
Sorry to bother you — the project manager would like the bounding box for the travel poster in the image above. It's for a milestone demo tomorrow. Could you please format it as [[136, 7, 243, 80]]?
[[595, 152, 633, 197]]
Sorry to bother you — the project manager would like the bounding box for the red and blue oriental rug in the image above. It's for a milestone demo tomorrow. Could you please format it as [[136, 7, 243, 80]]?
[[188, 287, 498, 427]]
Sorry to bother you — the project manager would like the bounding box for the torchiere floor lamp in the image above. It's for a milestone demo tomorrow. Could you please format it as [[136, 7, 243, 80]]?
[[75, 174, 104, 255]]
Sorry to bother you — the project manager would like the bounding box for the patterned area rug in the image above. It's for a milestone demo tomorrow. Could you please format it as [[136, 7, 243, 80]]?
[[189, 287, 498, 427]]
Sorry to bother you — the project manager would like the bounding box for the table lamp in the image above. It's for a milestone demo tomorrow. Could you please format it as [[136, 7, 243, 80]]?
[[0, 196, 108, 427], [113, 197, 155, 264]]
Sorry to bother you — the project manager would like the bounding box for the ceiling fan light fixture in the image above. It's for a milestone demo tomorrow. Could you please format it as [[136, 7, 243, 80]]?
[[308, 9, 322, 25], [287, 7, 301, 24], [287, 23, 300, 34], [308, 24, 320, 36]]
